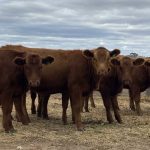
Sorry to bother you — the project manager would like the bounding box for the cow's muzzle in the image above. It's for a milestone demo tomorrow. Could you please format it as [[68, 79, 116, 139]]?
[[29, 80, 40, 87]]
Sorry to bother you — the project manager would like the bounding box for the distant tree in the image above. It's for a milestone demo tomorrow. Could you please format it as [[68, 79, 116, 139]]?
[[130, 52, 138, 58]]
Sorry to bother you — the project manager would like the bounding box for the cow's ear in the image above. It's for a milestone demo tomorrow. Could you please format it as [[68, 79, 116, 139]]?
[[13, 57, 26, 65], [110, 49, 120, 57], [133, 58, 144, 66], [42, 56, 54, 65], [83, 50, 94, 58], [111, 58, 120, 66], [144, 61, 150, 66]]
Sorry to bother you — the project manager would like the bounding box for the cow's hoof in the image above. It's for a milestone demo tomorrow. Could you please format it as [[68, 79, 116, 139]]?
[[118, 119, 123, 124], [76, 126, 85, 131], [63, 122, 68, 125], [37, 114, 42, 118], [31, 111, 36, 114], [116, 107, 120, 111], [62, 119, 68, 125], [16, 116, 21, 122], [85, 109, 90, 113], [5, 128, 17, 133], [130, 106, 136, 111], [91, 104, 96, 108], [22, 121, 29, 125], [137, 112, 143, 116], [42, 116, 50, 120], [108, 119, 114, 124], [27, 119, 31, 123], [11, 115, 14, 121], [10, 128, 17, 133]]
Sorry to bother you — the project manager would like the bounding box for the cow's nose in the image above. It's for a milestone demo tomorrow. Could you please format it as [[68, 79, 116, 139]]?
[[98, 69, 107, 76], [108, 67, 111, 72], [123, 80, 131, 86], [36, 80, 40, 86], [29, 81, 32, 86], [29, 80, 40, 87]]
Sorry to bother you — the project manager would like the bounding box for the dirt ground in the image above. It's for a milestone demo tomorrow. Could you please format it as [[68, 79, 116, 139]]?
[[0, 90, 150, 150]]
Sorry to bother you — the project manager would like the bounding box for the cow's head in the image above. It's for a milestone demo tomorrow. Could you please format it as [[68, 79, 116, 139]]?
[[83, 47, 120, 76], [13, 53, 54, 87], [111, 56, 144, 87]]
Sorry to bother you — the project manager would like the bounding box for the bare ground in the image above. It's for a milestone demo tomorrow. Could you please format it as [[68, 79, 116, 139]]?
[[0, 90, 150, 150]]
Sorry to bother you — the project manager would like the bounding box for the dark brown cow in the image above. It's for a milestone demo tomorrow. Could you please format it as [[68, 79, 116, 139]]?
[[61, 48, 122, 124], [0, 49, 54, 132], [97, 57, 123, 123], [111, 56, 149, 115], [1, 45, 120, 130]]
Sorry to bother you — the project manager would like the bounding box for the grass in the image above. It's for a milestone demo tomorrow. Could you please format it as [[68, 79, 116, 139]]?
[[0, 90, 150, 150]]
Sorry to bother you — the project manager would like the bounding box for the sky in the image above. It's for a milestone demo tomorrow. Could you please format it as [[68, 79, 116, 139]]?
[[0, 0, 150, 56]]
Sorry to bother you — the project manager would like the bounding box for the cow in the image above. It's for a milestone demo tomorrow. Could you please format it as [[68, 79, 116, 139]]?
[[61, 48, 123, 124], [0, 49, 54, 132], [111, 56, 149, 115]]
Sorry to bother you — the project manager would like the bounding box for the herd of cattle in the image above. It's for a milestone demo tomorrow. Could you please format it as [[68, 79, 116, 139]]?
[[0, 45, 149, 133]]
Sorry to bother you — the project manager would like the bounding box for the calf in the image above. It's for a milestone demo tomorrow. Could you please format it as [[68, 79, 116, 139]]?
[[0, 49, 54, 132], [111, 56, 149, 115]]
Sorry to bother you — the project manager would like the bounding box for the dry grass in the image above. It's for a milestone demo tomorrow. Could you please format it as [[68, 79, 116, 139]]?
[[0, 90, 150, 150]]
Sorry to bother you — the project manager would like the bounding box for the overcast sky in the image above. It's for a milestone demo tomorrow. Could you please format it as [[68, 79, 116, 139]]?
[[0, 0, 150, 56]]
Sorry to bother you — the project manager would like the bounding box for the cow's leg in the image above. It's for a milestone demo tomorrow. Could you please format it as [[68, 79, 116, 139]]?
[[90, 92, 96, 108], [129, 89, 135, 111], [70, 99, 75, 124], [111, 95, 122, 123], [42, 93, 50, 120], [37, 94, 42, 118], [14, 96, 29, 125], [70, 86, 84, 131], [15, 108, 21, 122], [30, 91, 37, 114], [84, 95, 89, 112], [1, 94, 14, 132], [133, 89, 142, 115], [101, 92, 114, 123], [22, 93, 31, 123], [62, 92, 69, 125], [112, 95, 120, 110], [81, 97, 84, 112]]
